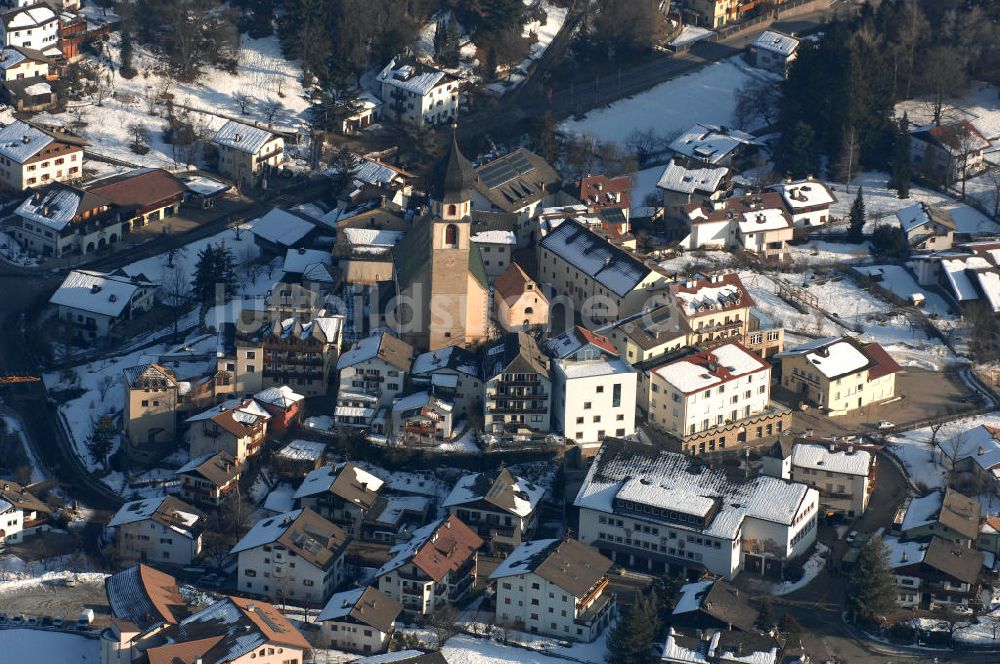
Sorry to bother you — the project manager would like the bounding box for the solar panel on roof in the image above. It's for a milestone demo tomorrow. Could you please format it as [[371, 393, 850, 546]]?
[[479, 152, 535, 188]]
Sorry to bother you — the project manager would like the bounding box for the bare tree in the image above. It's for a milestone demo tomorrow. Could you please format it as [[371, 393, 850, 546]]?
[[239, 244, 262, 289], [732, 80, 780, 131], [986, 167, 1000, 219], [625, 127, 659, 166], [97, 374, 115, 401], [128, 122, 150, 154], [429, 606, 459, 649], [953, 124, 982, 198], [940, 430, 969, 482], [163, 264, 190, 340], [232, 89, 254, 114], [262, 98, 282, 125]]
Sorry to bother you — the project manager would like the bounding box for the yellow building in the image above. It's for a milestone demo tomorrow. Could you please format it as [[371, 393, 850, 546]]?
[[393, 134, 489, 350], [122, 363, 179, 463], [494, 261, 549, 332], [778, 336, 900, 415]]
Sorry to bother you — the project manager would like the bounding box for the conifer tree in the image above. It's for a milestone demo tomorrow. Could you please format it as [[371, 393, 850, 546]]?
[[891, 113, 912, 199], [86, 415, 116, 470], [607, 591, 661, 664], [120, 29, 136, 79], [848, 187, 866, 243], [847, 535, 898, 624]]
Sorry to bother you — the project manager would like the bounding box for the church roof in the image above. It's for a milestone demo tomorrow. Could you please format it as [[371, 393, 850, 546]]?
[[468, 243, 489, 289], [429, 133, 473, 204]]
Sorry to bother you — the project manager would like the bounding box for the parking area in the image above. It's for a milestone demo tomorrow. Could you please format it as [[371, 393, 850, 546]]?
[[0, 577, 109, 629], [784, 367, 976, 439]]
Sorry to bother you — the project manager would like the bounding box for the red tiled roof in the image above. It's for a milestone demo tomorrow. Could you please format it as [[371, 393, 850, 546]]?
[[494, 261, 535, 306], [578, 174, 632, 211], [575, 326, 618, 357], [411, 515, 482, 582], [87, 168, 186, 212], [861, 342, 901, 380]]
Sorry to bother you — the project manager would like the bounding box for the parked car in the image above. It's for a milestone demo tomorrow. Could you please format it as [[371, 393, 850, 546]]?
[[878, 420, 895, 430]]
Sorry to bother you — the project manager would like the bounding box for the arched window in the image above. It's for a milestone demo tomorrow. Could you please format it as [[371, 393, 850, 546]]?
[[447, 204, 457, 217], [444, 224, 458, 247], [525, 307, 534, 315]]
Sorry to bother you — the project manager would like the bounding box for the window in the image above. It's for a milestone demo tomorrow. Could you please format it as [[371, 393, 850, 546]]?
[[584, 402, 592, 410], [444, 223, 458, 247], [596, 385, 604, 393], [612, 383, 622, 407]]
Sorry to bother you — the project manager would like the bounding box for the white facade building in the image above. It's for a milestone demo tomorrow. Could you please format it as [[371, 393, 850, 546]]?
[[315, 586, 401, 654], [49, 269, 157, 342], [336, 331, 413, 410], [0, 120, 85, 191], [491, 538, 616, 642], [547, 326, 637, 447], [108, 496, 204, 565], [769, 178, 836, 228], [648, 342, 771, 438], [0, 4, 58, 54], [376, 58, 459, 126], [212, 120, 284, 188], [574, 438, 819, 580], [233, 508, 350, 606]]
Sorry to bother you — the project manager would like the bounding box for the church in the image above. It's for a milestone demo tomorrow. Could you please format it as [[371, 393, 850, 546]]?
[[392, 134, 490, 351]]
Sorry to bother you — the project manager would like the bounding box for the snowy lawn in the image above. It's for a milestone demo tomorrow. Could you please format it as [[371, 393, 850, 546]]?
[[560, 57, 778, 145], [37, 34, 312, 169], [854, 265, 954, 317], [442, 633, 598, 664], [628, 164, 667, 212], [896, 83, 1000, 145], [0, 629, 101, 663], [884, 411, 1000, 493], [658, 250, 736, 274], [770, 542, 829, 596]]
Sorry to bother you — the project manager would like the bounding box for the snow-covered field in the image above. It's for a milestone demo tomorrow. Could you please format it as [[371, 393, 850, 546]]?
[[560, 57, 777, 145], [896, 83, 1000, 147], [0, 629, 101, 663], [442, 633, 600, 664], [786, 240, 874, 266], [36, 34, 311, 170], [827, 172, 954, 230], [770, 543, 829, 596], [628, 164, 665, 212]]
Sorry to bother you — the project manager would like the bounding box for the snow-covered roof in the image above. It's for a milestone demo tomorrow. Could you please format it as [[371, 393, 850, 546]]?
[[316, 587, 365, 622], [108, 496, 202, 540], [391, 390, 453, 414], [49, 269, 152, 317], [896, 203, 955, 235], [282, 247, 332, 274], [940, 425, 1000, 472], [738, 207, 792, 234], [337, 331, 412, 371], [23, 81, 50, 96], [941, 257, 985, 301], [771, 179, 835, 210], [778, 336, 874, 380], [251, 208, 315, 247], [377, 57, 452, 96], [574, 439, 816, 541], [3, 5, 56, 30], [411, 345, 479, 378], [276, 439, 327, 462], [653, 343, 767, 394], [884, 535, 928, 568], [901, 492, 943, 532], [212, 120, 278, 155], [556, 355, 633, 380], [293, 462, 385, 500], [670, 123, 761, 165], [230, 510, 301, 554], [656, 159, 729, 194], [341, 227, 406, 247], [471, 229, 517, 245], [752, 30, 799, 57], [672, 273, 751, 316], [673, 580, 715, 615], [791, 443, 871, 477], [442, 468, 546, 518], [539, 219, 653, 297], [15, 185, 82, 231], [254, 385, 305, 409]]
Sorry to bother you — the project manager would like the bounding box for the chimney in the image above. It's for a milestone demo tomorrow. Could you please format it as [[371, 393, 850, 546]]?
[[247, 602, 255, 612], [22, 135, 29, 144], [234, 133, 241, 143], [979, 447, 986, 456]]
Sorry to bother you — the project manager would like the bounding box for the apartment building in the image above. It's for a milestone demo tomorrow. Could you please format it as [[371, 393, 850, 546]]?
[[14, 184, 120, 257], [376, 57, 458, 126], [604, 304, 688, 368], [101, 563, 189, 664], [656, 158, 731, 218], [257, 316, 343, 397], [671, 273, 753, 349], [410, 345, 482, 418], [538, 219, 669, 327], [315, 586, 401, 654], [375, 516, 482, 618], [254, 385, 305, 437], [122, 363, 179, 452], [769, 177, 836, 228], [669, 123, 761, 167], [575, 438, 819, 580], [648, 342, 785, 454], [681, 192, 794, 258], [765, 440, 876, 518], [491, 538, 615, 642], [294, 462, 385, 537], [0, 480, 50, 544], [85, 168, 186, 230], [185, 398, 271, 463], [483, 331, 552, 436], [0, 44, 51, 81], [471, 149, 563, 244], [0, 4, 58, 53], [212, 120, 284, 188], [899, 488, 980, 548], [233, 508, 350, 605], [0, 120, 84, 191], [337, 331, 414, 409], [778, 336, 899, 415], [442, 467, 546, 555], [547, 326, 637, 447], [49, 269, 156, 342], [494, 261, 549, 333], [108, 496, 204, 565], [390, 391, 456, 446], [175, 451, 241, 507], [884, 535, 983, 610]]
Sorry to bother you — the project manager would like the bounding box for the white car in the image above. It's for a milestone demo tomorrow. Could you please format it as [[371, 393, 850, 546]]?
[[878, 420, 895, 430]]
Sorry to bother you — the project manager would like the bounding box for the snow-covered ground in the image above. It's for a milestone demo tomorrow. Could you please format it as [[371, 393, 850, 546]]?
[[896, 83, 1000, 147], [854, 265, 953, 317], [670, 25, 715, 47], [560, 57, 778, 145], [36, 34, 311, 170], [0, 231, 38, 267], [659, 250, 736, 274], [0, 629, 101, 663], [0, 568, 106, 594], [885, 412, 1000, 494], [442, 633, 598, 664], [786, 240, 874, 266], [628, 164, 666, 212], [523, 1, 568, 61], [2, 415, 46, 484], [770, 543, 829, 596], [827, 172, 954, 231]]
